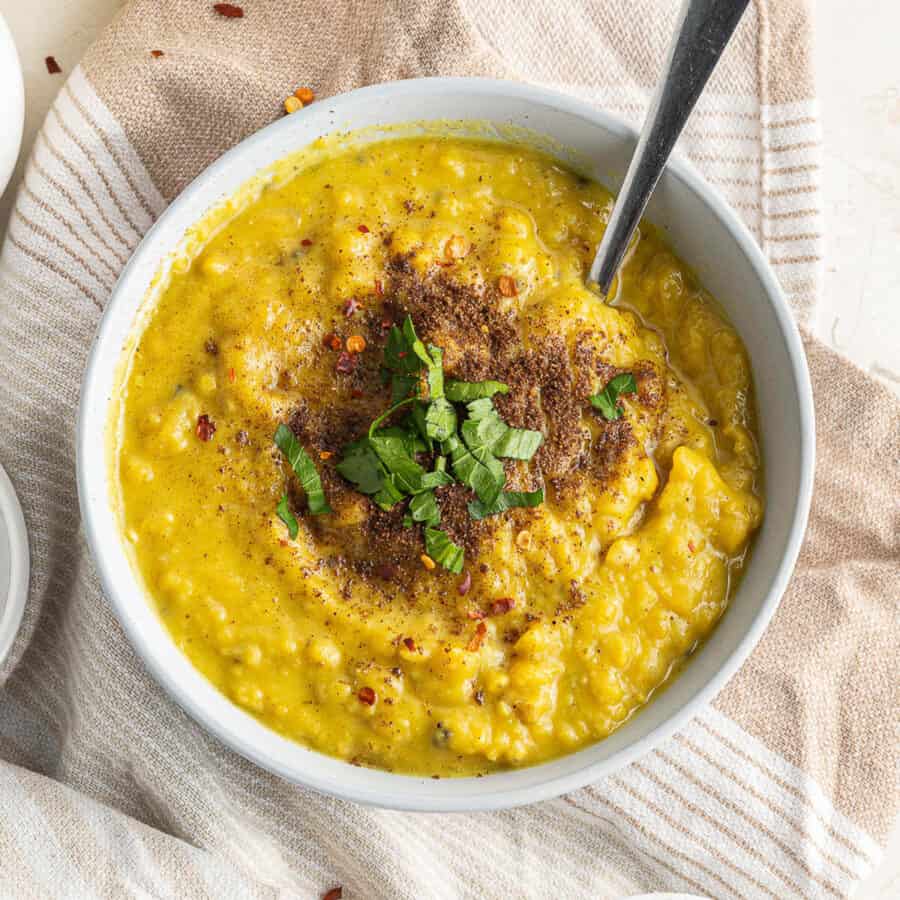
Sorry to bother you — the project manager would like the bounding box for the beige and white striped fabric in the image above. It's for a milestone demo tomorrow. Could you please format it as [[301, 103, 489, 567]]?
[[0, 2, 897, 898]]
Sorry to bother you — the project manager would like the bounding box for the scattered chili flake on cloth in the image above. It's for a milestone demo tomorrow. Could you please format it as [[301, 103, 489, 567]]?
[[44, 56, 61, 74], [213, 3, 244, 18]]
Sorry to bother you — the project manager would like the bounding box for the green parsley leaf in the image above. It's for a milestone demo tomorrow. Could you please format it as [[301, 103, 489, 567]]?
[[403, 316, 434, 369], [369, 436, 425, 494], [424, 397, 457, 442], [373, 474, 405, 510], [493, 427, 544, 461], [445, 379, 509, 402], [426, 345, 445, 400], [424, 527, 464, 573], [409, 401, 434, 452], [368, 397, 417, 436], [335, 437, 384, 495], [276, 492, 299, 538], [385, 321, 423, 374], [421, 467, 454, 490], [468, 488, 544, 520], [391, 373, 420, 403], [274, 424, 332, 515], [443, 432, 506, 506], [590, 373, 637, 421], [461, 397, 543, 461], [410, 490, 441, 527], [462, 398, 509, 449]]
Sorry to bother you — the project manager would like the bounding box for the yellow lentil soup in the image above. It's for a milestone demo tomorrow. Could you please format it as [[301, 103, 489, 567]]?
[[114, 135, 762, 776]]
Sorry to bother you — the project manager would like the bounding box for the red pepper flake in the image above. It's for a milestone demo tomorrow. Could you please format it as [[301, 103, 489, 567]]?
[[357, 686, 376, 706], [350, 388, 365, 399], [467, 622, 487, 652], [490, 598, 515, 616], [324, 332, 342, 351], [196, 414, 216, 441], [343, 297, 361, 317], [466, 608, 486, 621], [380, 317, 393, 332], [457, 571, 472, 596], [374, 279, 384, 297], [322, 888, 343, 900], [357, 224, 370, 234], [335, 352, 357, 374], [228, 367, 236, 383], [213, 3, 244, 17], [402, 637, 416, 652], [687, 541, 696, 554], [150, 50, 165, 58], [396, 351, 407, 359], [301, 238, 313, 247], [45, 56, 61, 75]]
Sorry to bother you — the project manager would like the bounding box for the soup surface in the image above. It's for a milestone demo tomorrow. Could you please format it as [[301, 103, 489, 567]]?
[[115, 135, 762, 776]]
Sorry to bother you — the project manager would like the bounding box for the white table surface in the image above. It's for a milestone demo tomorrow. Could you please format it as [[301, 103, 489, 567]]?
[[0, 1, 896, 896]]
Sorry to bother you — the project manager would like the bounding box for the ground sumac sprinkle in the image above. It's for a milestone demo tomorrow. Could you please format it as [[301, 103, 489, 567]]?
[[357, 224, 369, 234], [357, 686, 376, 705], [196, 414, 216, 441], [403, 637, 416, 652], [322, 888, 343, 900], [213, 3, 243, 17], [150, 50, 164, 58], [301, 238, 313, 247], [45, 56, 61, 74]]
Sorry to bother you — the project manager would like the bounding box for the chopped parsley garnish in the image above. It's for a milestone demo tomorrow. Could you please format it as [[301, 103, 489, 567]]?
[[424, 527, 464, 574], [468, 488, 545, 520], [410, 490, 441, 527], [445, 379, 509, 402], [326, 314, 547, 571], [276, 492, 299, 538], [442, 431, 506, 507], [273, 423, 332, 517], [590, 373, 637, 421]]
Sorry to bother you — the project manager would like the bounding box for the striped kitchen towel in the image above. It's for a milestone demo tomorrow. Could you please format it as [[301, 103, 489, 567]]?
[[0, 1, 897, 898]]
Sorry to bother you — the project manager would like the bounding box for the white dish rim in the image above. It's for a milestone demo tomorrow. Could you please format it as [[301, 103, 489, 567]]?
[[0, 462, 29, 667]]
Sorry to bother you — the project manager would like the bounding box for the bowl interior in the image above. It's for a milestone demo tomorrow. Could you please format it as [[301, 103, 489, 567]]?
[[77, 78, 813, 811]]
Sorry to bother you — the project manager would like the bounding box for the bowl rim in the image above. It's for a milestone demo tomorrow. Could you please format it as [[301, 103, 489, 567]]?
[[77, 76, 815, 812]]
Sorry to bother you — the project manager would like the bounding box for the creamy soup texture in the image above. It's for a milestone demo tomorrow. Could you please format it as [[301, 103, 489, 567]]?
[[115, 135, 762, 776]]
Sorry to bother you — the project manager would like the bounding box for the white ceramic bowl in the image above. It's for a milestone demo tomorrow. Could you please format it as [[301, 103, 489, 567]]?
[[77, 78, 815, 812], [0, 13, 24, 199]]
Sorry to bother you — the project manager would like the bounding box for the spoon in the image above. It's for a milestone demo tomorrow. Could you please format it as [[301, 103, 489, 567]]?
[[589, 0, 751, 295]]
